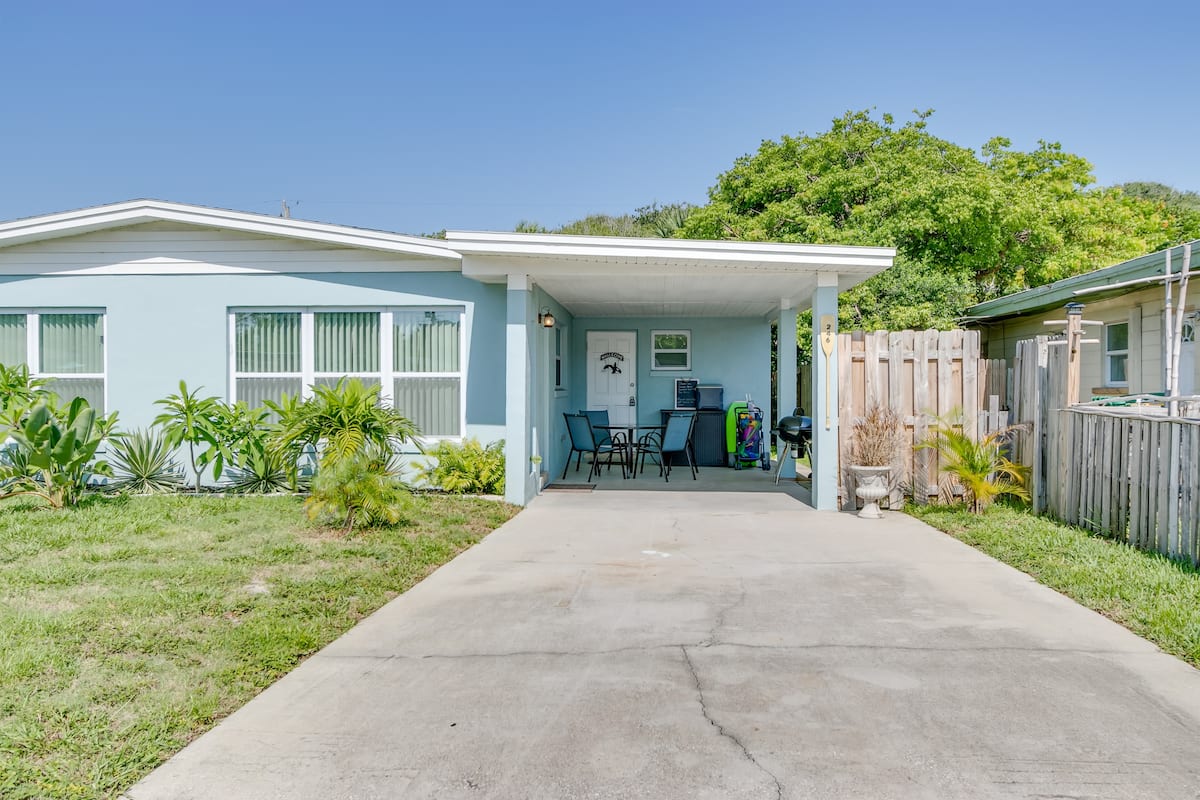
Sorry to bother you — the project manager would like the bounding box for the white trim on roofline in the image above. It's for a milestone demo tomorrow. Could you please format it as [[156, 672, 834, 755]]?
[[0, 200, 463, 261], [445, 230, 895, 273]]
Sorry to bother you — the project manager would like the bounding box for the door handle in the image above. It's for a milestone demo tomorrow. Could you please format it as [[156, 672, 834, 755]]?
[[629, 396, 635, 406]]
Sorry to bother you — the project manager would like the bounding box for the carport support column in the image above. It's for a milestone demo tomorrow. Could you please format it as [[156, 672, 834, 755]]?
[[777, 301, 798, 479], [810, 276, 839, 511], [505, 273, 533, 505]]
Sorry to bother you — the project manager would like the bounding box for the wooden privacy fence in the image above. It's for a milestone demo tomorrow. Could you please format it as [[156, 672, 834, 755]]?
[[836, 329, 1008, 508], [1009, 336, 1071, 513], [1047, 408, 1200, 565]]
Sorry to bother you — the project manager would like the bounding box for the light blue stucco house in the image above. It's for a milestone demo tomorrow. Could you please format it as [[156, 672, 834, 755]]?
[[0, 201, 894, 508]]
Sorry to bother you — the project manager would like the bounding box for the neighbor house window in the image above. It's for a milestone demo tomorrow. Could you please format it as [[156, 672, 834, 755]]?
[[231, 307, 464, 438], [0, 310, 106, 411], [1105, 322, 1129, 386], [554, 325, 565, 391], [651, 330, 691, 371]]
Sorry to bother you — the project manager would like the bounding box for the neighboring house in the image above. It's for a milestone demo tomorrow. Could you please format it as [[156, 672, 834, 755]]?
[[0, 200, 895, 507], [965, 242, 1199, 398]]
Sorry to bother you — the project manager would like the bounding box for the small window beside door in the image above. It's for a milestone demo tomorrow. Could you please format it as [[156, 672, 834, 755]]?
[[1105, 322, 1129, 386], [554, 325, 566, 392], [651, 330, 691, 371]]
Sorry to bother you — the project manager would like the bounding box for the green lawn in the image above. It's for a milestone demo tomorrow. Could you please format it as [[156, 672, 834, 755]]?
[[909, 503, 1200, 669], [0, 494, 517, 800]]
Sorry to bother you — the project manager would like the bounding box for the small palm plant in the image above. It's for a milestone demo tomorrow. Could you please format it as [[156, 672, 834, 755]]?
[[108, 428, 184, 494], [304, 446, 411, 532], [918, 414, 1029, 514], [269, 378, 419, 469]]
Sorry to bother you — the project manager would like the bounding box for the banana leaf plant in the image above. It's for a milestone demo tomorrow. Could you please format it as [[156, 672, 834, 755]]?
[[0, 396, 117, 508]]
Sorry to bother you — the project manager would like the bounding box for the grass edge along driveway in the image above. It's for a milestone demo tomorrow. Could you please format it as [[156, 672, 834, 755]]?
[[0, 494, 517, 800], [909, 503, 1200, 670]]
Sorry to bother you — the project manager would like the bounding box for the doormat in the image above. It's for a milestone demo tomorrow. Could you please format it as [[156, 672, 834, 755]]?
[[542, 483, 596, 492]]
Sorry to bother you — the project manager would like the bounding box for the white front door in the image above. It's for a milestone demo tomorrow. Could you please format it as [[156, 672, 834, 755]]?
[[587, 331, 637, 425]]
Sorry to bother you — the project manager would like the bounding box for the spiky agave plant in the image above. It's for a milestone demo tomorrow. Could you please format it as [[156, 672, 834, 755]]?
[[224, 443, 302, 494], [918, 414, 1029, 514], [108, 428, 184, 494]]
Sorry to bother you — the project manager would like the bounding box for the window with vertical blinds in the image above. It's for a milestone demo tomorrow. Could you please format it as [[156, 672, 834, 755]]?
[[0, 310, 106, 411], [393, 310, 461, 436], [0, 315, 26, 367], [234, 312, 303, 409], [315, 311, 381, 391], [231, 307, 464, 437]]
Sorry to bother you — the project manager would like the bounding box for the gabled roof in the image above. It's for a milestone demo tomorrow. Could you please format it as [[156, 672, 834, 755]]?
[[0, 199, 462, 260], [965, 241, 1200, 323]]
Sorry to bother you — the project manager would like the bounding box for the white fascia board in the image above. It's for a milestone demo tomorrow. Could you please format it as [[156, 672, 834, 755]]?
[[0, 200, 463, 261], [447, 229, 896, 259], [459, 254, 886, 283]]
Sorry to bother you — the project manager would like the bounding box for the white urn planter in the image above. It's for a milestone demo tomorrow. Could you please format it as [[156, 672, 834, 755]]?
[[849, 465, 891, 519]]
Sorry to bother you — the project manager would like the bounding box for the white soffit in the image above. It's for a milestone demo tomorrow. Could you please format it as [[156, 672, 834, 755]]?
[[447, 230, 895, 316]]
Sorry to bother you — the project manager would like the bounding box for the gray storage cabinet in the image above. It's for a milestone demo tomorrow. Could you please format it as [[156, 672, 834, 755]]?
[[660, 408, 726, 467]]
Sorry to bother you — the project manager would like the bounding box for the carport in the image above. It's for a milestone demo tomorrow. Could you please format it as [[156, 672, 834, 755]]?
[[445, 231, 895, 509]]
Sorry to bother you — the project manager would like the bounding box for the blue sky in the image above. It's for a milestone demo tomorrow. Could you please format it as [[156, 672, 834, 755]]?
[[2, 0, 1196, 235]]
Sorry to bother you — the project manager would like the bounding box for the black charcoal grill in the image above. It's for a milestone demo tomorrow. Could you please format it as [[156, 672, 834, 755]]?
[[773, 410, 812, 485]]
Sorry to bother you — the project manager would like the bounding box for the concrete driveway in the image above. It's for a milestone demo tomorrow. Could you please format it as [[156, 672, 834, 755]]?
[[128, 490, 1200, 799]]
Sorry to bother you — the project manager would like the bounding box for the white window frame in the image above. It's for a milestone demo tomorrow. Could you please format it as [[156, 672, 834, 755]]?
[[651, 329, 692, 371], [1, 308, 107, 410], [1105, 321, 1129, 387], [228, 306, 467, 440], [553, 324, 566, 394]]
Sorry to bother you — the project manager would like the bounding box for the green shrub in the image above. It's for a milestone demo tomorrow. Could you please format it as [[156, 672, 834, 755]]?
[[0, 396, 117, 508], [108, 428, 184, 494], [417, 438, 505, 494], [304, 447, 412, 532]]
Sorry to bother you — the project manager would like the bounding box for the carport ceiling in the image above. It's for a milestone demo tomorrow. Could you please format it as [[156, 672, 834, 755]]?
[[446, 231, 896, 317]]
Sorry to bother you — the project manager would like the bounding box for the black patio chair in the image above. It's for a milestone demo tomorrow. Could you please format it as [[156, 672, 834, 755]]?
[[562, 412, 626, 482]]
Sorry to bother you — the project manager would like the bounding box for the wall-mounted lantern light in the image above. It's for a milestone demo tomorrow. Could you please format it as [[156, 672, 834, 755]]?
[[538, 308, 556, 328]]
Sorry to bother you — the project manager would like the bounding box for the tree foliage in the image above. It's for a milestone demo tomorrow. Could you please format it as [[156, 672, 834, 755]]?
[[517, 202, 694, 238], [1115, 181, 1200, 245], [680, 109, 1200, 342]]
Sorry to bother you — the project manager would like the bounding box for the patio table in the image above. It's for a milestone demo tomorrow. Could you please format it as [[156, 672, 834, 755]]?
[[595, 424, 664, 479]]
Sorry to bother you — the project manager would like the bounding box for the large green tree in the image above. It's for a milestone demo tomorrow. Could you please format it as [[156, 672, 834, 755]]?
[[680, 110, 1197, 342]]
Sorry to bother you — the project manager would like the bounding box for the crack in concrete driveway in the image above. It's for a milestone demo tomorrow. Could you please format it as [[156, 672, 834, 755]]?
[[126, 490, 1200, 799]]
